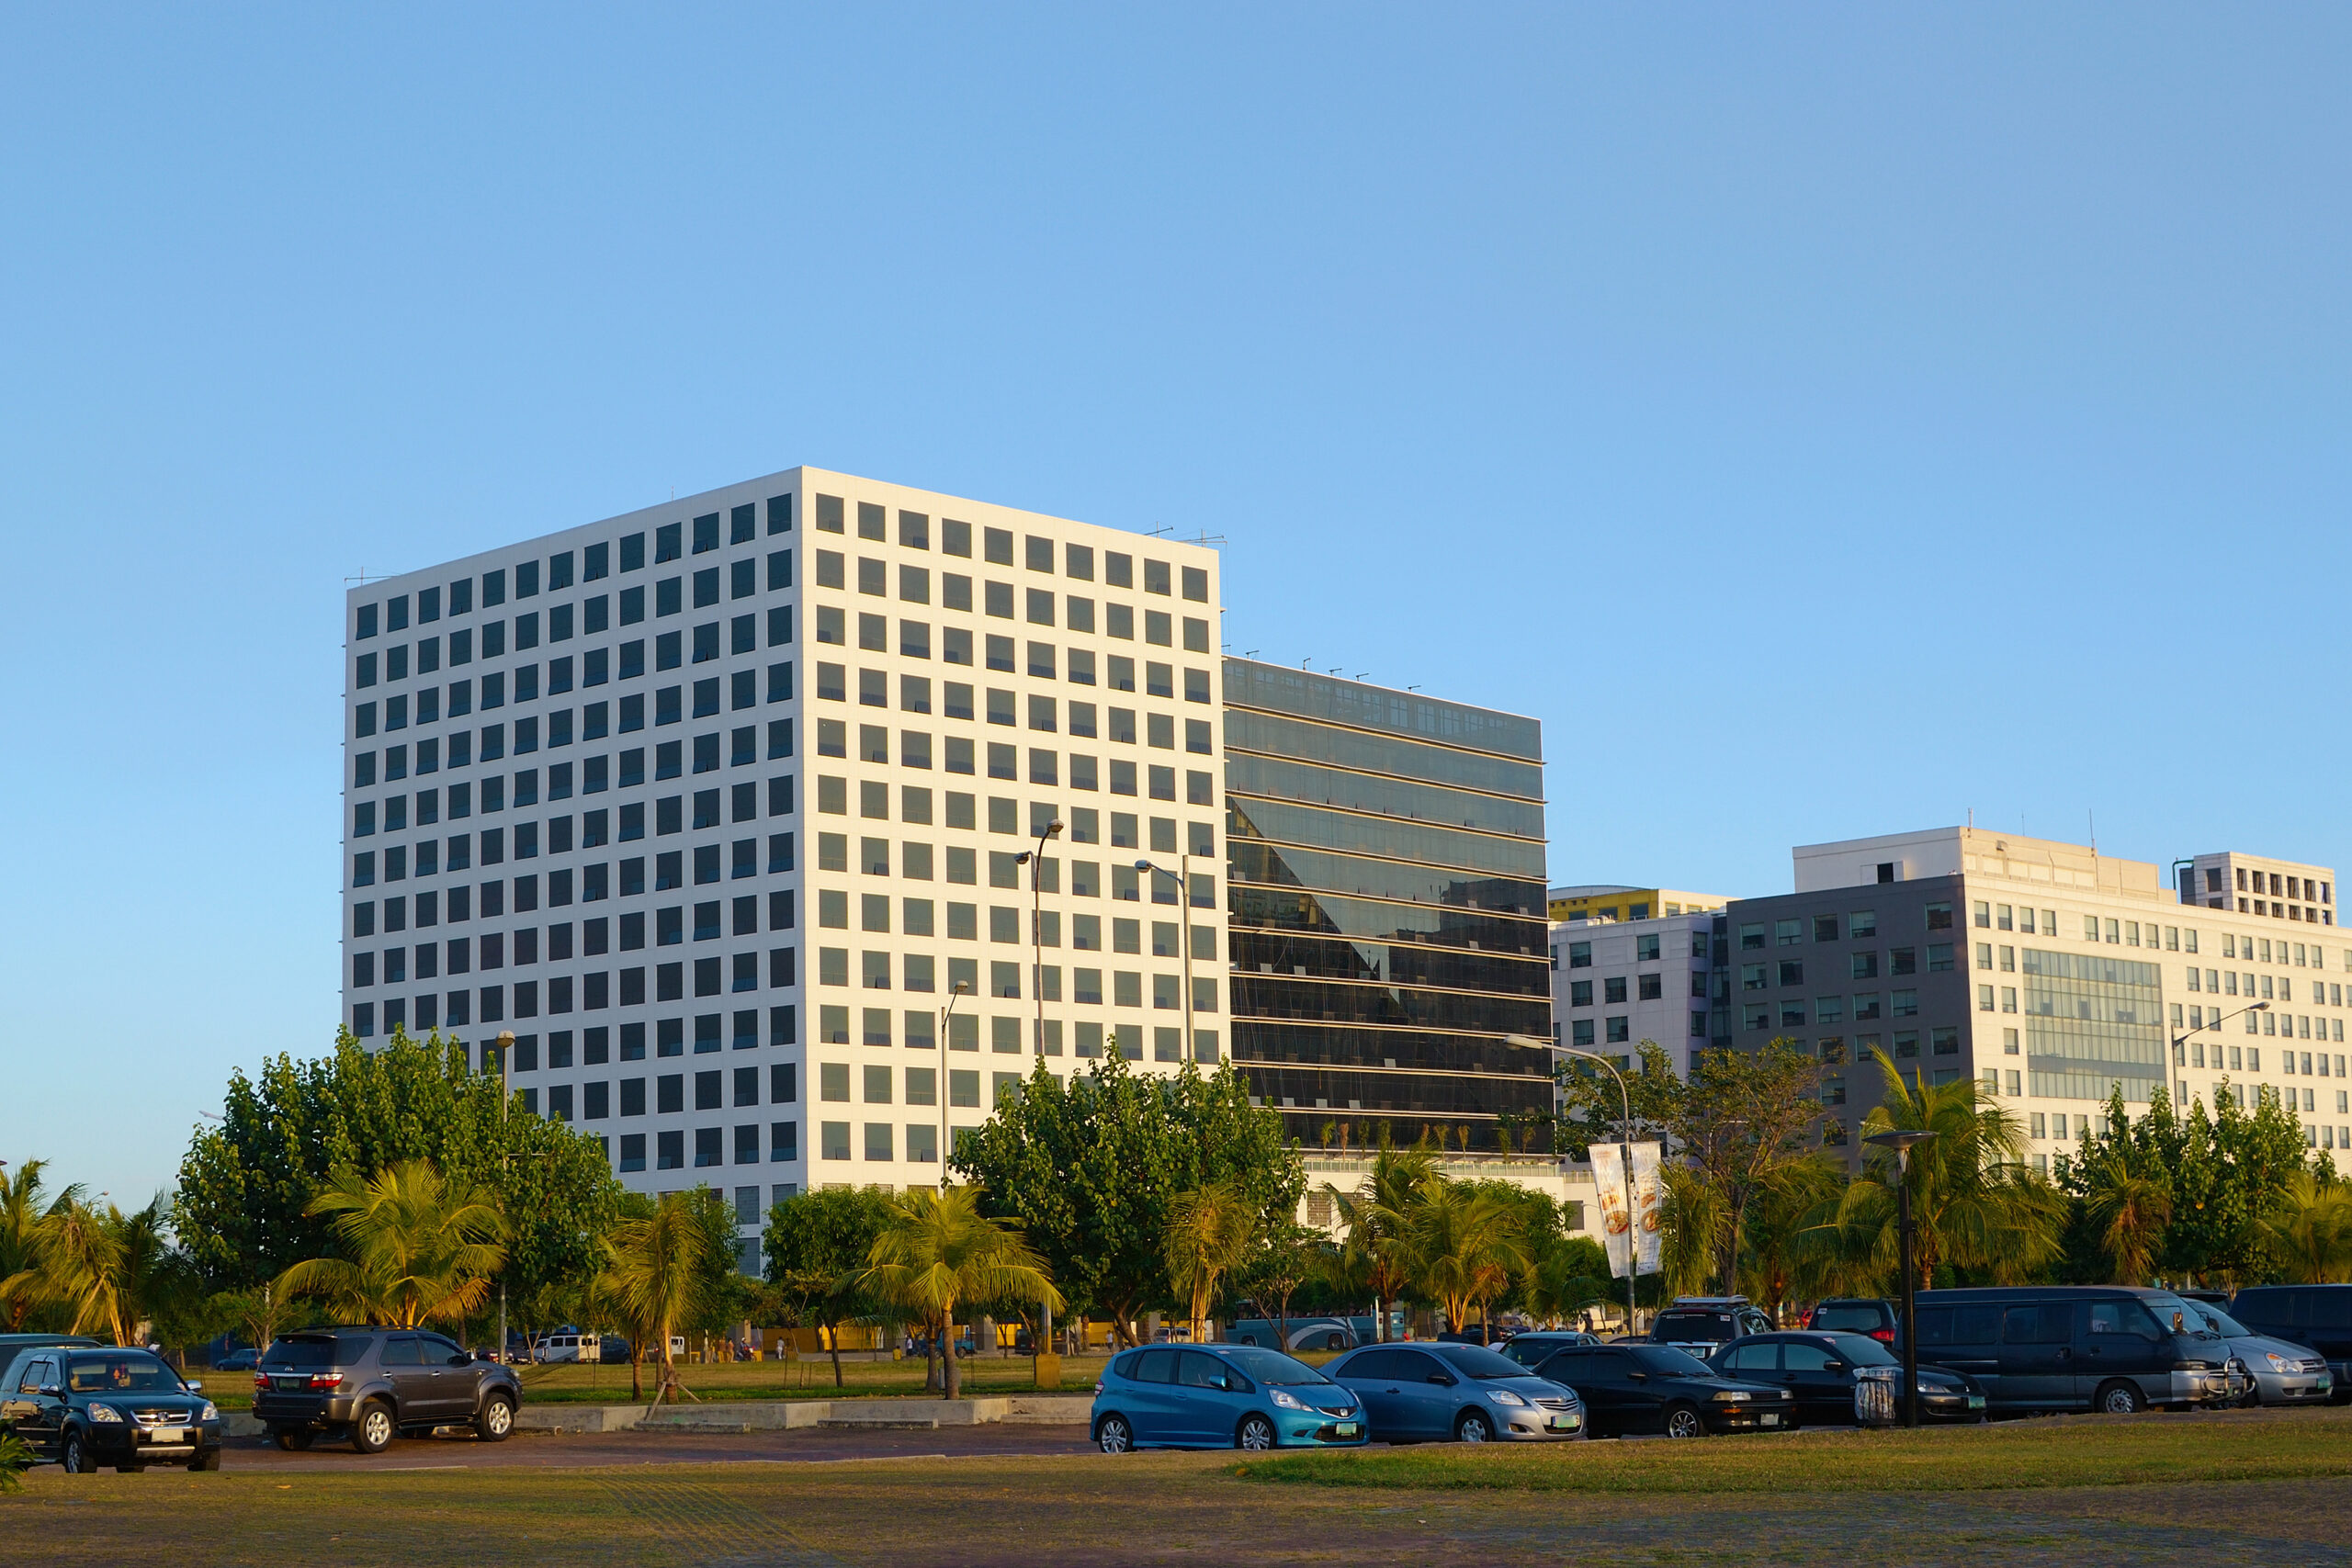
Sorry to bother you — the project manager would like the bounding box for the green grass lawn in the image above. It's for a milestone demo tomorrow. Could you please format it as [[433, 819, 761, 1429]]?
[[16, 1410, 2352, 1565], [1236, 1405, 2352, 1494]]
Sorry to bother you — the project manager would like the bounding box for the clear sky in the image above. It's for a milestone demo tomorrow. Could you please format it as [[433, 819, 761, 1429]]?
[[5, 6, 2347, 1208]]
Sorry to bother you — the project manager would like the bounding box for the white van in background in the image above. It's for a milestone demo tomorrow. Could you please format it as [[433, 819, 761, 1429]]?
[[532, 1331, 603, 1363]]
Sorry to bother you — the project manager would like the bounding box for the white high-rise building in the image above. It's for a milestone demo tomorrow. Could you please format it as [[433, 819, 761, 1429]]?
[[341, 468, 1227, 1261]]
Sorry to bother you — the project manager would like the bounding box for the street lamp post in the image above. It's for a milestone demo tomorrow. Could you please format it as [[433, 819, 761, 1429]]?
[[2173, 1000, 2269, 1105], [1015, 819, 1062, 1364], [1520, 1036, 1640, 1339], [1864, 1127, 1938, 1428], [1135, 854, 1195, 1063], [494, 1029, 514, 1365], [937, 982, 970, 1188]]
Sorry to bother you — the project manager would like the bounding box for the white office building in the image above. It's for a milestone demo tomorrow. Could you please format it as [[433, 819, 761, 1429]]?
[[1549, 913, 1715, 1070], [341, 468, 1228, 1259]]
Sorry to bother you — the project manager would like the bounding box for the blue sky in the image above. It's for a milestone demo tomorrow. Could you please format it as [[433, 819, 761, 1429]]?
[[5, 6, 2348, 1206]]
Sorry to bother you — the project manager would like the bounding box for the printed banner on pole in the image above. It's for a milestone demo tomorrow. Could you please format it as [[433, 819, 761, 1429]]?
[[1628, 1141, 1665, 1277], [1590, 1141, 1634, 1280]]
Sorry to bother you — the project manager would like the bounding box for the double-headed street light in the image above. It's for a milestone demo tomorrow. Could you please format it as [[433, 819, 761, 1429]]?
[[1863, 1126, 1938, 1429], [1134, 855, 1196, 1063]]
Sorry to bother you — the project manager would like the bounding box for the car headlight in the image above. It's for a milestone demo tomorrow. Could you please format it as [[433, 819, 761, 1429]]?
[[1269, 1388, 1306, 1411], [2267, 1353, 2290, 1374], [87, 1403, 124, 1423], [1710, 1391, 1747, 1404], [1487, 1390, 1526, 1406], [200, 1403, 219, 1423]]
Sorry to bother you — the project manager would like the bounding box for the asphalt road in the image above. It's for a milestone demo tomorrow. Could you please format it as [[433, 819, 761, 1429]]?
[[217, 1420, 1100, 1473]]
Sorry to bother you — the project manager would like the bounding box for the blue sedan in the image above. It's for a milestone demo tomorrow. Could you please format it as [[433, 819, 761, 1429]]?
[[1091, 1343, 1369, 1452], [1327, 1340, 1586, 1442]]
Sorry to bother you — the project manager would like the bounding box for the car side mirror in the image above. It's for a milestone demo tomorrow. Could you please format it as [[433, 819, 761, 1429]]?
[[1625, 1370, 1647, 1381], [184, 1380, 203, 1392], [1428, 1372, 1455, 1386], [40, 1385, 62, 1398], [1821, 1363, 1843, 1375]]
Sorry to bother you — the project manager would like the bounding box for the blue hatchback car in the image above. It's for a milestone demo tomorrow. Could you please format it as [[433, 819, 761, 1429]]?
[[1091, 1343, 1369, 1452]]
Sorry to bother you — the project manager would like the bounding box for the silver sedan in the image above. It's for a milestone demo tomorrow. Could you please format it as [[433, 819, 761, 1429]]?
[[2188, 1301, 2333, 1406]]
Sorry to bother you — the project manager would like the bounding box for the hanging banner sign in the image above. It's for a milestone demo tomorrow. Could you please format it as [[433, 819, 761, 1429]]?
[[1590, 1142, 1634, 1280], [1629, 1141, 1665, 1277]]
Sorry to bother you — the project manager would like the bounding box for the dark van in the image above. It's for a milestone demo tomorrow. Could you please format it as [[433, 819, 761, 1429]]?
[[1906, 1287, 2238, 1414], [2229, 1286, 2352, 1401]]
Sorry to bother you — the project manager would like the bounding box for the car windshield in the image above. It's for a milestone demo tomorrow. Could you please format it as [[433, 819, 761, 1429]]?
[[65, 1353, 182, 1393], [2191, 1303, 2252, 1337], [2141, 1294, 2220, 1338], [1813, 1304, 1884, 1333], [1216, 1347, 1330, 1386], [1825, 1334, 1897, 1366], [1630, 1344, 1714, 1377], [1431, 1344, 1533, 1380]]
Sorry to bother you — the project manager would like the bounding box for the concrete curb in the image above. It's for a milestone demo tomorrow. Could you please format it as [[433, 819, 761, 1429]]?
[[513, 1394, 1095, 1433]]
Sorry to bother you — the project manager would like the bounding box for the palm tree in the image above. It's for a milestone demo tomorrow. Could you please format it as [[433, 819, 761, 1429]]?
[[858, 1186, 1061, 1401], [39, 1189, 130, 1345], [1735, 1156, 1845, 1325], [595, 1195, 713, 1404], [275, 1160, 508, 1330], [2084, 1146, 2174, 1284], [1326, 1149, 1430, 1342], [2259, 1172, 2352, 1283], [1657, 1165, 1728, 1300], [1820, 1052, 2064, 1291], [1404, 1180, 1527, 1337], [0, 1161, 54, 1332], [1162, 1182, 1258, 1344]]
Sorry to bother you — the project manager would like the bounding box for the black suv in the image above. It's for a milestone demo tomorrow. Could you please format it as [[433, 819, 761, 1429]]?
[[253, 1327, 522, 1453], [1649, 1298, 1774, 1356], [0, 1345, 223, 1472]]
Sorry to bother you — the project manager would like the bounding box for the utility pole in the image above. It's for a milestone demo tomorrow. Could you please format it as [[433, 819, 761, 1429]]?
[[1016, 818, 1062, 1367], [495, 1029, 514, 1365], [1135, 852, 1197, 1062]]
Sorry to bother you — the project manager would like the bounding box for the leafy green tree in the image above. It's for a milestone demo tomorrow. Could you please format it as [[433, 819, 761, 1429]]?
[[1736, 1156, 1847, 1324], [765, 1186, 894, 1387], [1557, 1039, 1825, 1292], [858, 1186, 1061, 1401], [275, 1160, 508, 1329], [952, 1056, 1302, 1345], [176, 1028, 623, 1335], [1236, 1220, 1329, 1348]]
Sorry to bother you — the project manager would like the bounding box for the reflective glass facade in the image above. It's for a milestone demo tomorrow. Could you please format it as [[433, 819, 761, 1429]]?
[[1223, 660, 1551, 1150]]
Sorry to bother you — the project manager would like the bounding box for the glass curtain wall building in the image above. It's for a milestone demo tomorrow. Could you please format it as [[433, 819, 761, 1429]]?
[[1221, 660, 1553, 1151]]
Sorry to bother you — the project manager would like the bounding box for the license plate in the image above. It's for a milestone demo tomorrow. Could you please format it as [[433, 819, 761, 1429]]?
[[1760, 1414, 1780, 1427], [1967, 1396, 1985, 1410], [1548, 1415, 1579, 1430], [148, 1427, 183, 1444], [1334, 1422, 1358, 1437]]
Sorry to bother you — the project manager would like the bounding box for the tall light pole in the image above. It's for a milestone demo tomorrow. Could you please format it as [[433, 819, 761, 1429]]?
[[1520, 1036, 1638, 1339], [937, 981, 970, 1188], [2173, 1000, 2269, 1105], [1015, 819, 1062, 1365], [1135, 854, 1195, 1063], [1865, 1127, 1937, 1428], [494, 1028, 514, 1364]]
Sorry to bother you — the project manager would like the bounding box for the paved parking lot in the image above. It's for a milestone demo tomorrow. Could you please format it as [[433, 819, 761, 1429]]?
[[219, 1419, 1099, 1472]]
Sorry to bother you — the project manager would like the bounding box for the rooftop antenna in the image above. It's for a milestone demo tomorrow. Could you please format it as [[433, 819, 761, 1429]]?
[[1145, 524, 1174, 537], [1243, 649, 1260, 658], [1407, 685, 1421, 692], [1301, 656, 1312, 669], [1355, 672, 1369, 681], [344, 569, 387, 585], [1187, 531, 1227, 547]]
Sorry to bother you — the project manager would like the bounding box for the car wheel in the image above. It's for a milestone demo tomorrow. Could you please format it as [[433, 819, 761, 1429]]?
[[1097, 1414, 1134, 1454], [273, 1427, 315, 1451], [1237, 1414, 1277, 1451], [187, 1449, 222, 1472], [1455, 1410, 1493, 1443], [476, 1393, 515, 1442], [1663, 1404, 1706, 1439], [2095, 1381, 2146, 1416], [60, 1431, 91, 1474], [352, 1399, 397, 1454]]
